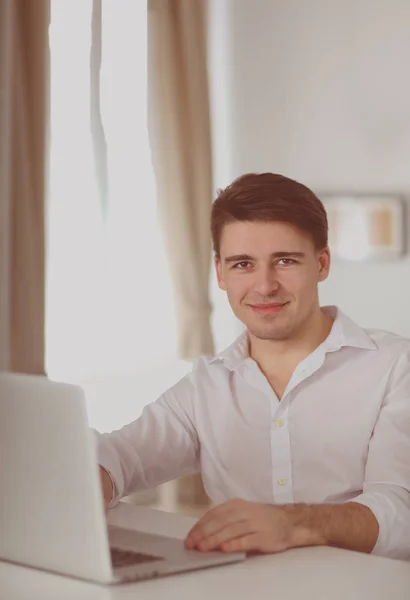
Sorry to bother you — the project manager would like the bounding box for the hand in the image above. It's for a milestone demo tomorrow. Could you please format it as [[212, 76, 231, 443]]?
[[99, 465, 114, 512], [184, 498, 302, 554]]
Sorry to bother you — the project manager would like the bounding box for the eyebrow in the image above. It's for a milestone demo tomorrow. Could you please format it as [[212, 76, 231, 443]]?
[[223, 252, 306, 264]]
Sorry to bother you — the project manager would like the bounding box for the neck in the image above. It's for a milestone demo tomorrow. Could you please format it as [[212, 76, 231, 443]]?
[[248, 307, 334, 370]]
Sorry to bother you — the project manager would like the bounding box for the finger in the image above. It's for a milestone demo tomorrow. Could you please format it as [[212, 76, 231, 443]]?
[[185, 502, 245, 547], [186, 500, 244, 544], [220, 533, 261, 554], [185, 511, 243, 549], [195, 521, 253, 552]]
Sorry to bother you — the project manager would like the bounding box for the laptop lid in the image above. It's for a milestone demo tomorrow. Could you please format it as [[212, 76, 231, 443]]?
[[0, 373, 113, 583]]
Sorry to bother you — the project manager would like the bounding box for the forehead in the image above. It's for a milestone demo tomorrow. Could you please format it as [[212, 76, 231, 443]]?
[[219, 221, 315, 256]]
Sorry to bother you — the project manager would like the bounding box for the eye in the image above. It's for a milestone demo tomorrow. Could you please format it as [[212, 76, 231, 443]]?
[[277, 258, 297, 266], [232, 261, 252, 270]]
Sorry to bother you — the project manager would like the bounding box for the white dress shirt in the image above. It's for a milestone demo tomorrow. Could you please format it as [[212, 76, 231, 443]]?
[[96, 306, 410, 560]]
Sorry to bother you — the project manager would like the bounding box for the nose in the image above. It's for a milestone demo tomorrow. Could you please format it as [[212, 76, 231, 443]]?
[[253, 264, 280, 297]]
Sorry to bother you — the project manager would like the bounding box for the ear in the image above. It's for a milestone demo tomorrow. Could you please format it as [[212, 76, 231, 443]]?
[[317, 247, 331, 282], [214, 257, 226, 291]]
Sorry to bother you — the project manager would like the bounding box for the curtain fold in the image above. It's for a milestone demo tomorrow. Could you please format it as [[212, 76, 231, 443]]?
[[0, 0, 50, 373], [90, 0, 109, 221], [148, 0, 214, 361], [148, 0, 213, 507]]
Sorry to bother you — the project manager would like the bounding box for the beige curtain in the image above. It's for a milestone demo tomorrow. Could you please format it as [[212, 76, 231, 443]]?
[[148, 0, 214, 361], [148, 0, 214, 507], [0, 0, 50, 374]]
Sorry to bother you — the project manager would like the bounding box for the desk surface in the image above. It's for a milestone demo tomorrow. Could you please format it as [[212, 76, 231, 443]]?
[[2, 502, 410, 600]]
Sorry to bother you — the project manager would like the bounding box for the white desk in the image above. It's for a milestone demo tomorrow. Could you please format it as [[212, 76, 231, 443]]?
[[2, 502, 410, 600]]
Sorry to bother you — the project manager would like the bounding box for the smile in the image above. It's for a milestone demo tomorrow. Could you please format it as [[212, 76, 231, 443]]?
[[248, 302, 289, 315]]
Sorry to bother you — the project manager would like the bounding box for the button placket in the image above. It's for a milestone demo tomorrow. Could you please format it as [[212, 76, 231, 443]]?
[[270, 406, 293, 504]]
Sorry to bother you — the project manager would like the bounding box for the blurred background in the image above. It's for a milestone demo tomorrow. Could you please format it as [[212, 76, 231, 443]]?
[[1, 0, 410, 513]]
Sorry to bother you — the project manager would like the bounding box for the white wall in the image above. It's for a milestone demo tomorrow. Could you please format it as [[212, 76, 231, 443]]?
[[208, 0, 410, 336]]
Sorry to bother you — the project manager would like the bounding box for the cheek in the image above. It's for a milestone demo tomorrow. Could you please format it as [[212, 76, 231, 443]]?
[[277, 270, 317, 296], [225, 277, 250, 302]]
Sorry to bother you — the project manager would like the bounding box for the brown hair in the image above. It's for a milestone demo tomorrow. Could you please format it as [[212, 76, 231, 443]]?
[[211, 172, 328, 257]]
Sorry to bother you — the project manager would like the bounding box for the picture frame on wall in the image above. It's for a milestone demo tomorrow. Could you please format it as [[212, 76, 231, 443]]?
[[320, 194, 406, 261]]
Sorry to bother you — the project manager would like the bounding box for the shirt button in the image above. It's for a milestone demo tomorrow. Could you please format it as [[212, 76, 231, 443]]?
[[277, 478, 288, 486], [274, 418, 285, 427]]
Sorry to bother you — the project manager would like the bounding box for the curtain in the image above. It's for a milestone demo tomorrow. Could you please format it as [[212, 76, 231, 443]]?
[[148, 0, 215, 506], [0, 0, 50, 374], [148, 0, 215, 361]]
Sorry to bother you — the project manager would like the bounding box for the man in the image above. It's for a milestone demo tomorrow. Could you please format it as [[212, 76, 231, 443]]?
[[97, 173, 410, 560]]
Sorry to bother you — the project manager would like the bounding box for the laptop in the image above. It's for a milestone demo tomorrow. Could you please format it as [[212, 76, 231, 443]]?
[[0, 373, 245, 584]]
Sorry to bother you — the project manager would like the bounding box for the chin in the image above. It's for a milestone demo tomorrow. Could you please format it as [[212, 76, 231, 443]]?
[[247, 325, 292, 341]]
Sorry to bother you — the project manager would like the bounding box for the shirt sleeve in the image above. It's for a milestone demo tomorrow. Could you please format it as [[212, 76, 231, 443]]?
[[347, 350, 410, 560], [94, 373, 200, 508]]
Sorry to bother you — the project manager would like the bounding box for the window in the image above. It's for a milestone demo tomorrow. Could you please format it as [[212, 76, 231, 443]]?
[[46, 0, 190, 432]]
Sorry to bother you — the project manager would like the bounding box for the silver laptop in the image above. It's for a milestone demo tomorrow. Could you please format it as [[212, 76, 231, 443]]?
[[0, 373, 245, 584]]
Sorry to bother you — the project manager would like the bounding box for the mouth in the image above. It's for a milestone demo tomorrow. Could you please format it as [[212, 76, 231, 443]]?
[[248, 302, 289, 315]]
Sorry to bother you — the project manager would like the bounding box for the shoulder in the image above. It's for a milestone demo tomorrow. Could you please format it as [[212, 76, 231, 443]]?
[[151, 356, 231, 427], [363, 329, 410, 393], [159, 354, 229, 402], [191, 353, 233, 388], [365, 328, 410, 358]]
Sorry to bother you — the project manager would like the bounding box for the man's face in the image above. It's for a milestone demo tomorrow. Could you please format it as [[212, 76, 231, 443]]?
[[215, 221, 330, 341]]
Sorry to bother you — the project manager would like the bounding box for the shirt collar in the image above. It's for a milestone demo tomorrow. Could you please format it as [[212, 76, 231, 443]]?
[[208, 306, 377, 371], [322, 306, 377, 352]]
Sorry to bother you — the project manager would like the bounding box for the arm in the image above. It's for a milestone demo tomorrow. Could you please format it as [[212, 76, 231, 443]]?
[[285, 349, 410, 558], [186, 350, 410, 559], [95, 374, 199, 508], [283, 502, 379, 554], [185, 498, 379, 554], [344, 350, 410, 559]]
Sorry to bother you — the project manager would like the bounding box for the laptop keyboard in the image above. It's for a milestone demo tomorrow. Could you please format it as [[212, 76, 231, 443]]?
[[110, 547, 163, 568]]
